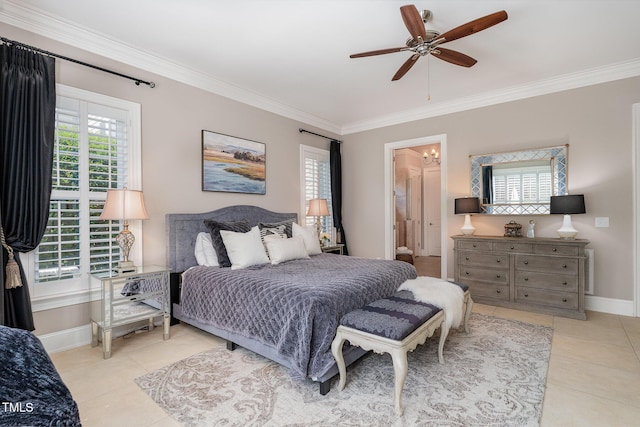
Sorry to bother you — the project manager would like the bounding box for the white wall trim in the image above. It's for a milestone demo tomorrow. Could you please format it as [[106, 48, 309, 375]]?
[[633, 103, 640, 317], [38, 324, 93, 354], [2, 1, 640, 136], [585, 296, 634, 317], [384, 135, 448, 279]]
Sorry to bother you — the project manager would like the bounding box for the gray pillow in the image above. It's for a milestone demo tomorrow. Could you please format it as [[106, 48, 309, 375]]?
[[204, 219, 251, 267]]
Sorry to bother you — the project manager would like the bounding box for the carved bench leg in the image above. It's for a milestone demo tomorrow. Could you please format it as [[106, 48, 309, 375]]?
[[463, 291, 473, 334], [331, 330, 347, 391], [438, 315, 449, 364], [390, 348, 408, 416]]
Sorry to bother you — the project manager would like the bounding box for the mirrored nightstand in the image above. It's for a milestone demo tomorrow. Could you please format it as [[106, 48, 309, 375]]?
[[321, 244, 345, 255]]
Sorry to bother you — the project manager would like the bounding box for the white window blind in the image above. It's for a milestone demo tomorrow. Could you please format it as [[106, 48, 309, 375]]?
[[492, 163, 552, 204], [300, 145, 333, 234], [29, 86, 141, 309]]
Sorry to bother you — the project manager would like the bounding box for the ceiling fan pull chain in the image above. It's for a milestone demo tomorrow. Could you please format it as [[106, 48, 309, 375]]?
[[427, 55, 431, 101]]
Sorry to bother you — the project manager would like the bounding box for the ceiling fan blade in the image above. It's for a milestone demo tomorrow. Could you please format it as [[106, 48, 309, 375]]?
[[392, 54, 420, 81], [400, 5, 427, 41], [431, 47, 477, 67], [350, 47, 405, 58], [437, 10, 508, 44]]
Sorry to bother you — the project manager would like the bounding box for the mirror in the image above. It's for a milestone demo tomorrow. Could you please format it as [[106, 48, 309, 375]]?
[[470, 145, 568, 215]]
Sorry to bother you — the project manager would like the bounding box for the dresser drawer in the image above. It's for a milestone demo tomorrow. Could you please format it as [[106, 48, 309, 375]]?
[[533, 244, 579, 256], [457, 240, 492, 251], [515, 287, 578, 310], [515, 271, 578, 292], [515, 255, 578, 274], [458, 266, 508, 285], [459, 251, 508, 269], [492, 241, 532, 253], [466, 282, 510, 301]]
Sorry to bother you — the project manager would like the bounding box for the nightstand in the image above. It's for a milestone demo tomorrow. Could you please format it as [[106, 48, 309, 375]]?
[[321, 244, 345, 255], [90, 265, 171, 358]]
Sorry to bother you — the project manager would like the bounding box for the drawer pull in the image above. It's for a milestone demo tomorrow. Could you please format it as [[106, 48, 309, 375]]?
[[496, 259, 501, 263], [562, 298, 568, 303], [496, 289, 501, 294], [496, 274, 501, 279], [465, 271, 470, 276], [472, 244, 477, 248], [563, 281, 568, 286], [524, 294, 529, 297], [465, 256, 470, 261], [552, 248, 557, 252], [523, 260, 529, 265], [524, 277, 529, 281], [562, 264, 567, 268], [510, 245, 515, 250]]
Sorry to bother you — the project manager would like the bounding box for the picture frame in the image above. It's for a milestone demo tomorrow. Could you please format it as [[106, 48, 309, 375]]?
[[201, 130, 266, 194]]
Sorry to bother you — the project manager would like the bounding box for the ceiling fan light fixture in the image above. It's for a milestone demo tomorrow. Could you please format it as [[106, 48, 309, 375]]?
[[421, 9, 432, 23]]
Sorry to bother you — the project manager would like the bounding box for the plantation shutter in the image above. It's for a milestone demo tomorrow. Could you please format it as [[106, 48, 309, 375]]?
[[36, 97, 129, 283], [302, 147, 333, 234]]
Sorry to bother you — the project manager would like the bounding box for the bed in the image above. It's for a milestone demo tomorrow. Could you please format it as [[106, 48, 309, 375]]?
[[0, 325, 81, 426], [166, 205, 417, 394]]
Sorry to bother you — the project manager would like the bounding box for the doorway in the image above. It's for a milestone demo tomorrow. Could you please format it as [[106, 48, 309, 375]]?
[[384, 134, 447, 279]]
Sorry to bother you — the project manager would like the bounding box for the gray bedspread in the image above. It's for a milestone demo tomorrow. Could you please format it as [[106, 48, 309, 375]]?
[[179, 253, 417, 380]]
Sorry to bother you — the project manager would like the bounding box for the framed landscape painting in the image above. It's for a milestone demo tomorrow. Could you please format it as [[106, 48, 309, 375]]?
[[202, 130, 266, 194]]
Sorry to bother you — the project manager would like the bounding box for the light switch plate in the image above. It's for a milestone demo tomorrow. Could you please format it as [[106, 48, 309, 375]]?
[[595, 217, 609, 228]]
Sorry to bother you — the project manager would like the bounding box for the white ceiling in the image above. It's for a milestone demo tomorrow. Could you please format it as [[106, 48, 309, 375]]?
[[2, 0, 640, 134]]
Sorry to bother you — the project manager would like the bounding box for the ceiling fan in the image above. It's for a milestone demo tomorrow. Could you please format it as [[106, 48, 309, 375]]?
[[350, 5, 508, 81]]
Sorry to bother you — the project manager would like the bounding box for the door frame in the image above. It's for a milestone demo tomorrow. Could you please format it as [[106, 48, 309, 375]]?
[[384, 134, 448, 279]]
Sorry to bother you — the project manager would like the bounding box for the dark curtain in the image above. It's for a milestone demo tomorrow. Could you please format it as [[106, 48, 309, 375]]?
[[0, 44, 56, 330], [330, 140, 348, 255], [482, 165, 493, 205]]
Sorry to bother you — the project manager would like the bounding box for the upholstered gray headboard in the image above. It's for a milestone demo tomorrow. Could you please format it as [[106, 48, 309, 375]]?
[[166, 205, 297, 273]]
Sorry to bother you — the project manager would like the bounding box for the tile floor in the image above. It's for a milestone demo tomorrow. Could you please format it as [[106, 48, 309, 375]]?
[[49, 304, 640, 427]]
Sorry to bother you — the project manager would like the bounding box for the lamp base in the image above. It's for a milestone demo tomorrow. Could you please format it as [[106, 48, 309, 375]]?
[[460, 214, 476, 235], [557, 214, 579, 239], [115, 260, 136, 274]]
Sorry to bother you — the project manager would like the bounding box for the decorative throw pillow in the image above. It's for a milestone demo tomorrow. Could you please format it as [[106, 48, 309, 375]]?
[[292, 222, 322, 255], [264, 235, 310, 265], [194, 232, 219, 267], [258, 219, 295, 238], [259, 224, 287, 241], [203, 219, 251, 267], [220, 226, 270, 270]]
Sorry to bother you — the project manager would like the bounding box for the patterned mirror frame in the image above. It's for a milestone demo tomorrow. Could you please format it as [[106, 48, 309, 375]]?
[[470, 145, 568, 215]]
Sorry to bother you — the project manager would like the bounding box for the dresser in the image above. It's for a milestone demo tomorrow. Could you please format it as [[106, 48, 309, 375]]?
[[452, 235, 589, 319]]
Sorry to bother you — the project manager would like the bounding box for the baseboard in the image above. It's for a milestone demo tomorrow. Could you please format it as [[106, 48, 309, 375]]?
[[37, 324, 93, 354], [585, 295, 635, 317]]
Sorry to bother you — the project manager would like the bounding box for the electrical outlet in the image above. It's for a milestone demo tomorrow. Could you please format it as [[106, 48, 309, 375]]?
[[595, 217, 609, 228]]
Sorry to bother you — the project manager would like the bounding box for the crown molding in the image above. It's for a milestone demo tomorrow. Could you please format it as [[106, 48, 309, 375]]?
[[341, 58, 640, 135], [0, 1, 342, 134], [2, 1, 639, 137]]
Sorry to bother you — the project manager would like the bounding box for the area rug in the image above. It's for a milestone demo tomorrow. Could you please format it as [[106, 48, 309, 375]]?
[[135, 313, 552, 426]]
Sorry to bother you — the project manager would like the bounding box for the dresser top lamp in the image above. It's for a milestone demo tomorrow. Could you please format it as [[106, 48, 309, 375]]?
[[454, 197, 481, 235], [100, 188, 149, 273], [550, 194, 586, 239]]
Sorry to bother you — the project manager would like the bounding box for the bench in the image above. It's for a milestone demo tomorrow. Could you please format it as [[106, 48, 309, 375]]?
[[331, 290, 449, 416]]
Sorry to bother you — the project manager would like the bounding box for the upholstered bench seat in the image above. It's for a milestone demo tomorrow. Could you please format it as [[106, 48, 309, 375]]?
[[331, 290, 449, 416]]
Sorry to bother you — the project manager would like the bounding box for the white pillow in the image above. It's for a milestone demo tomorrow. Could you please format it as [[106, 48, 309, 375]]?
[[194, 232, 219, 267], [220, 226, 269, 270], [292, 222, 322, 255], [264, 235, 310, 265]]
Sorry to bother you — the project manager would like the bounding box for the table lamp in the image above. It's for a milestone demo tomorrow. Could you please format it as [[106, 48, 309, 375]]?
[[100, 188, 149, 272], [306, 198, 330, 243], [550, 194, 586, 239], [455, 197, 481, 235]]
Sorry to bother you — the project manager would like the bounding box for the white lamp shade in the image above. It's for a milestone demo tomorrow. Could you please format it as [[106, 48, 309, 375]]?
[[100, 189, 149, 220], [306, 198, 330, 216]]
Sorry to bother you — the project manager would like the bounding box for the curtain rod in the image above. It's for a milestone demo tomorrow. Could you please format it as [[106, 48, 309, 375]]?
[[299, 128, 342, 143], [0, 36, 156, 88]]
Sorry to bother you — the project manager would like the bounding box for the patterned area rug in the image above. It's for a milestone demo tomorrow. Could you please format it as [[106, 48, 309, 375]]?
[[135, 314, 552, 426]]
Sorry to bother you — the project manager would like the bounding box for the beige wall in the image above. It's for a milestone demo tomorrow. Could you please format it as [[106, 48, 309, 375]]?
[[2, 24, 338, 335], [342, 77, 640, 301], [6, 23, 638, 335]]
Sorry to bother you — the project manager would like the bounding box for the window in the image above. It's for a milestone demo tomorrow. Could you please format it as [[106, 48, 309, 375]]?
[[28, 85, 141, 309], [299, 145, 333, 235], [491, 162, 552, 205]]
